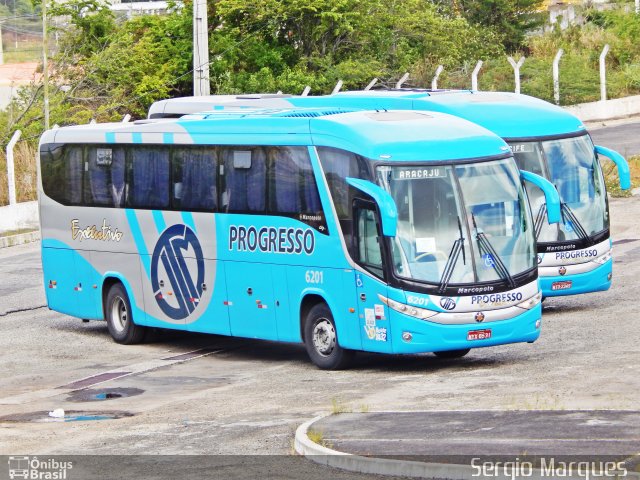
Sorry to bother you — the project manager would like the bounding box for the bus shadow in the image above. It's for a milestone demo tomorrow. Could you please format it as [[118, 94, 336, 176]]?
[[58, 318, 523, 373]]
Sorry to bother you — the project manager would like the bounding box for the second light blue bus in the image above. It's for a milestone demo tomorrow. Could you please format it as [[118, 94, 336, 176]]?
[[149, 91, 631, 298]]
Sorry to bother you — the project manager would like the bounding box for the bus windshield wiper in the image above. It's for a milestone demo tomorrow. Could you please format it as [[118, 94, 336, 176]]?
[[560, 203, 589, 241], [437, 217, 466, 294], [472, 214, 516, 289], [533, 203, 547, 240]]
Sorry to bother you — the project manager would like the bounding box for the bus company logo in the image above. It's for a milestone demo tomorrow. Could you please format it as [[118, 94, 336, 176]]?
[[558, 266, 567, 276], [475, 312, 485, 323], [8, 456, 73, 479], [537, 254, 543, 264], [151, 225, 205, 321], [440, 297, 456, 310]]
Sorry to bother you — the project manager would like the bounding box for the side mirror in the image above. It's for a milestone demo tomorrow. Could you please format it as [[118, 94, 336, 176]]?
[[595, 145, 631, 190], [346, 177, 398, 237], [520, 170, 561, 224]]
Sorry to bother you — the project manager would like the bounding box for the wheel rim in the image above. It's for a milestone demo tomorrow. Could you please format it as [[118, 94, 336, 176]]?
[[312, 318, 336, 357], [110, 296, 128, 333]]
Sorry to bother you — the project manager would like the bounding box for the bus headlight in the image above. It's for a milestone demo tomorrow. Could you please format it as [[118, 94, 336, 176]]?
[[378, 295, 439, 320], [593, 251, 612, 265], [516, 292, 542, 310]]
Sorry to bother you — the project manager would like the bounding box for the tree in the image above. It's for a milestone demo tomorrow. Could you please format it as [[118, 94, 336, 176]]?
[[450, 0, 546, 52]]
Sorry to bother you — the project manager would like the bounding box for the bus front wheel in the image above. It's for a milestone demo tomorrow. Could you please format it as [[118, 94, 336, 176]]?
[[304, 303, 353, 370], [105, 283, 146, 344]]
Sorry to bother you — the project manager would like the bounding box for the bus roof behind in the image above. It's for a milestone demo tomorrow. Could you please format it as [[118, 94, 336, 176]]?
[[329, 90, 586, 139]]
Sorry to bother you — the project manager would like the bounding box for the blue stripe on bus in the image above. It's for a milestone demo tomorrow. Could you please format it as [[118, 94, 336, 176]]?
[[132, 133, 143, 144], [181, 212, 196, 232], [105, 133, 116, 144], [163, 133, 174, 144], [152, 210, 166, 234], [125, 209, 151, 278]]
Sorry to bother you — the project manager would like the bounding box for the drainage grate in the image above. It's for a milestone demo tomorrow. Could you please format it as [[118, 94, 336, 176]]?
[[57, 372, 131, 390], [66, 387, 144, 403]]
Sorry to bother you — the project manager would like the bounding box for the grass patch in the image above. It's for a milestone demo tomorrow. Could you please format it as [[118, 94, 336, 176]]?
[[307, 428, 333, 449], [0, 228, 37, 237], [0, 142, 37, 206], [331, 398, 351, 414], [603, 155, 640, 197]]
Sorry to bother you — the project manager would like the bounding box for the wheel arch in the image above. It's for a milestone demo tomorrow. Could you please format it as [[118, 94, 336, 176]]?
[[100, 272, 137, 321]]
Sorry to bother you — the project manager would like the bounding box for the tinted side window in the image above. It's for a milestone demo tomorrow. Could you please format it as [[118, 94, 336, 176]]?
[[220, 147, 267, 213], [317, 147, 371, 244], [355, 205, 384, 279], [85, 147, 126, 207], [40, 144, 83, 205], [269, 146, 322, 214], [317, 147, 370, 218], [127, 147, 170, 209], [172, 147, 217, 211]]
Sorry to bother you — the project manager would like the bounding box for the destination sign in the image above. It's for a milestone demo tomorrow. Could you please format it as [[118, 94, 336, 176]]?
[[393, 167, 443, 180]]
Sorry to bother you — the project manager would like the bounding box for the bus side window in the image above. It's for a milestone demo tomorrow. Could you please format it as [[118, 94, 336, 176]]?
[[317, 147, 371, 245], [127, 147, 170, 209], [220, 147, 266, 213], [85, 147, 125, 208], [354, 203, 384, 279], [41, 145, 83, 206], [40, 143, 67, 204], [172, 147, 217, 211], [269, 146, 323, 218]]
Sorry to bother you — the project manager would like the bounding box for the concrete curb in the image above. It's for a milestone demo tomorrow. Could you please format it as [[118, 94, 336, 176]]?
[[0, 230, 40, 248], [294, 414, 477, 479], [294, 414, 640, 480]]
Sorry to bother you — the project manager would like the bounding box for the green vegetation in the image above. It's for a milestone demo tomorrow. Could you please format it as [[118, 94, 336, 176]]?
[[604, 155, 640, 197], [2, 0, 640, 166]]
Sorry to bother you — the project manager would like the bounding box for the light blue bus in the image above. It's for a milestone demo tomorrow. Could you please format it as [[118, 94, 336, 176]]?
[[149, 91, 631, 298], [39, 108, 560, 369]]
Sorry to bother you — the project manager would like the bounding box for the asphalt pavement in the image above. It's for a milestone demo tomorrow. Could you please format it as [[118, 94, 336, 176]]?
[[589, 120, 640, 157]]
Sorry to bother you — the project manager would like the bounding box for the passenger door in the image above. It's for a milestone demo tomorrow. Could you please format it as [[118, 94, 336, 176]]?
[[353, 201, 392, 353]]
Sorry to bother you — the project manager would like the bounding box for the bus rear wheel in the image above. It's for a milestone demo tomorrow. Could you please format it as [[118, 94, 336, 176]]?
[[433, 348, 470, 359], [105, 283, 146, 344], [304, 303, 353, 370]]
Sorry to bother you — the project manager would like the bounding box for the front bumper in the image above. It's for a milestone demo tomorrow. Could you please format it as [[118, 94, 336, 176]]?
[[389, 304, 541, 354], [540, 259, 612, 298]]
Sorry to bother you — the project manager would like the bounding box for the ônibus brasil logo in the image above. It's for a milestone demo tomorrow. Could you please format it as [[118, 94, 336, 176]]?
[[151, 224, 205, 321]]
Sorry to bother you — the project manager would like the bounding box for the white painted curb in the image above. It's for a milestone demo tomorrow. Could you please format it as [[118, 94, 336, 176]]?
[[294, 414, 640, 480], [294, 414, 476, 479], [0, 230, 40, 248]]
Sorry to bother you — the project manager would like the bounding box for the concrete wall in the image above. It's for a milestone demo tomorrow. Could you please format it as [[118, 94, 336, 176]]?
[[0, 201, 39, 232], [564, 95, 640, 123]]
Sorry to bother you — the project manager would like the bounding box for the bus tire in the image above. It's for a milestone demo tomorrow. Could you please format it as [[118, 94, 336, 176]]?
[[105, 283, 146, 345], [433, 348, 470, 359], [304, 303, 353, 370]]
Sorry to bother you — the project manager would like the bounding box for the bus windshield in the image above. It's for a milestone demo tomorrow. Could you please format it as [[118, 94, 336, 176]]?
[[376, 158, 535, 288], [511, 134, 608, 243]]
